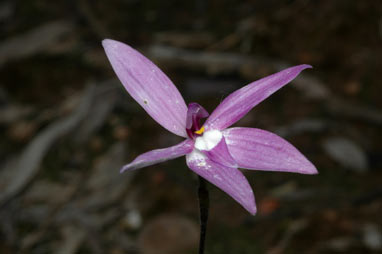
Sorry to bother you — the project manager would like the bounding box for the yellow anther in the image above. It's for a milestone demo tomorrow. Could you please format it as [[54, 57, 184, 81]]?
[[194, 126, 205, 135]]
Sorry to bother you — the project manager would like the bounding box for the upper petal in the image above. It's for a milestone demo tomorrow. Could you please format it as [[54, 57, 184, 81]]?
[[204, 65, 312, 131], [121, 139, 194, 172], [103, 39, 188, 137], [186, 150, 256, 214], [223, 127, 317, 174]]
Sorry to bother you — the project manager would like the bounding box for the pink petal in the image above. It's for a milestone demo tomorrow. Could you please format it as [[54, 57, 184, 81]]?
[[186, 102, 209, 129], [103, 39, 188, 137], [121, 139, 194, 172], [204, 65, 312, 131], [186, 150, 256, 214], [223, 127, 317, 174]]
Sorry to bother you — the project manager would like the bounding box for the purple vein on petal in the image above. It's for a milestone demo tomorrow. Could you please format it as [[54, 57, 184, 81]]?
[[121, 139, 194, 172], [204, 64, 312, 131], [102, 39, 188, 137]]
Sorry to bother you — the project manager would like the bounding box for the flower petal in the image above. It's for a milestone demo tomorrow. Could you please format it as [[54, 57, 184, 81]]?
[[186, 150, 256, 214], [121, 139, 194, 172], [103, 39, 188, 137], [204, 65, 312, 131], [223, 127, 317, 174], [186, 102, 209, 130], [197, 136, 237, 168]]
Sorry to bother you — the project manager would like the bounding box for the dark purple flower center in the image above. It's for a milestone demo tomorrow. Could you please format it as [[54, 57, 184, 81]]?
[[186, 102, 209, 139]]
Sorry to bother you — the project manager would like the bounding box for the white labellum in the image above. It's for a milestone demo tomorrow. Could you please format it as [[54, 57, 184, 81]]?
[[194, 130, 222, 151]]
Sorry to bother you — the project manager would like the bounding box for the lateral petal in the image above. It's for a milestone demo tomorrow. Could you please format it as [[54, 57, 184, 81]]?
[[186, 150, 256, 214], [121, 139, 194, 172], [223, 127, 317, 174], [204, 65, 312, 131], [103, 39, 188, 137]]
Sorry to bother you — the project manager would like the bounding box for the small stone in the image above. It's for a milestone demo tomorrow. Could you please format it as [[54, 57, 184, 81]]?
[[123, 210, 142, 230], [363, 223, 382, 250], [322, 137, 368, 172]]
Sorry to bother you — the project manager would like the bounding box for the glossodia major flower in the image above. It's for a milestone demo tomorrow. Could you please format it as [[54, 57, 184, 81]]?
[[102, 39, 317, 215]]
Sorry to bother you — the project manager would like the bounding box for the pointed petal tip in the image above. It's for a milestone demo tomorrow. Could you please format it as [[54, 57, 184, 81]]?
[[120, 162, 134, 173], [102, 39, 131, 54], [298, 155, 318, 175], [244, 190, 257, 215], [247, 203, 257, 215], [282, 64, 313, 77], [102, 39, 136, 57], [289, 64, 313, 74], [102, 38, 116, 49], [119, 166, 127, 174], [305, 162, 319, 175], [311, 169, 319, 175], [296, 160, 318, 175], [300, 64, 313, 70], [101, 38, 110, 45]]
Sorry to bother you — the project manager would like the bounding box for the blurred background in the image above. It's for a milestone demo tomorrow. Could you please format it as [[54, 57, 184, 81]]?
[[0, 0, 381, 253]]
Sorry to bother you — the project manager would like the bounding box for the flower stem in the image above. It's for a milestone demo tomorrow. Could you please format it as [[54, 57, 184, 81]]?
[[198, 176, 209, 254]]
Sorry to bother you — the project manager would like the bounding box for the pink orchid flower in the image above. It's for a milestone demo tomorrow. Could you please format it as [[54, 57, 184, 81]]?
[[102, 39, 317, 214]]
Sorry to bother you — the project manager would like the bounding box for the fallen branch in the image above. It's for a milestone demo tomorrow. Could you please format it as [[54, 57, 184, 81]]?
[[0, 20, 73, 67], [0, 86, 94, 207]]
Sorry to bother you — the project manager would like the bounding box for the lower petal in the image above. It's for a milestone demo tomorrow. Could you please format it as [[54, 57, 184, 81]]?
[[199, 136, 238, 168], [186, 150, 256, 214], [121, 139, 194, 172], [223, 127, 317, 174]]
